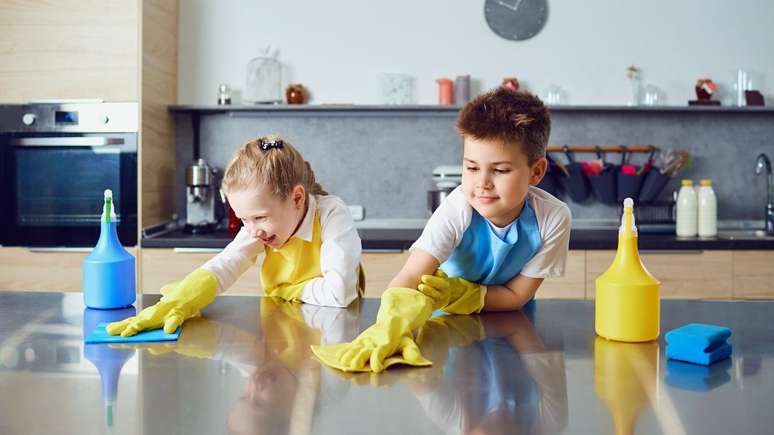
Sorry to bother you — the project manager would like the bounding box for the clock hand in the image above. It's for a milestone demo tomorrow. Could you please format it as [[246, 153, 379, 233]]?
[[493, 0, 518, 12], [513, 0, 525, 13]]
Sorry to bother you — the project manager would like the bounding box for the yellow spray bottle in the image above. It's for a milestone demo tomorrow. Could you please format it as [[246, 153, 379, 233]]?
[[595, 198, 660, 342]]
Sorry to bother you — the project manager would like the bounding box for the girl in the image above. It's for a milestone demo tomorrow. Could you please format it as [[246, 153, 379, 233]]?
[[108, 135, 363, 337]]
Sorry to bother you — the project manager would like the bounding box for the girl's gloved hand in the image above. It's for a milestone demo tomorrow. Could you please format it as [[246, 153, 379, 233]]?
[[107, 268, 218, 337]]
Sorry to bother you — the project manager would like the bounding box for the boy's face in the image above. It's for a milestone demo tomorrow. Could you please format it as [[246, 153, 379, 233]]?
[[226, 184, 307, 248], [462, 137, 547, 228]]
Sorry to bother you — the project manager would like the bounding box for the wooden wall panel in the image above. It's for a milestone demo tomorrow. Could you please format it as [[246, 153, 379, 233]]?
[[0, 0, 139, 102], [139, 0, 178, 229]]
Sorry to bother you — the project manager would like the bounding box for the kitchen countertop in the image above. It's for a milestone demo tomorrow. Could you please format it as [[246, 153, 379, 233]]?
[[142, 219, 774, 250], [1, 291, 772, 434]]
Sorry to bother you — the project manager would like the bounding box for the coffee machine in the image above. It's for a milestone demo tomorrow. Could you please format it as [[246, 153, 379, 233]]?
[[427, 165, 462, 213], [184, 158, 220, 234]]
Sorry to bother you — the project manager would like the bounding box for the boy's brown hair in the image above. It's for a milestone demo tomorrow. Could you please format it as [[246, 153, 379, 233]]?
[[456, 87, 551, 165]]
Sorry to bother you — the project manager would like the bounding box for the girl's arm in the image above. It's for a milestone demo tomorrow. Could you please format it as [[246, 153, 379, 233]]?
[[201, 226, 264, 293]]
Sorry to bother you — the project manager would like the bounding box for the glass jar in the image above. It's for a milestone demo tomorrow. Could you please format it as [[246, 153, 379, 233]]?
[[245, 56, 282, 104]]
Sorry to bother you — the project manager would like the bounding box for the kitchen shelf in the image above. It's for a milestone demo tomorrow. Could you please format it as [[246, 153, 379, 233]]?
[[169, 104, 774, 115]]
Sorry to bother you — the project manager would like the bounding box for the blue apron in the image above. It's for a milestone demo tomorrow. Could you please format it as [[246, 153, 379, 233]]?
[[440, 201, 542, 286]]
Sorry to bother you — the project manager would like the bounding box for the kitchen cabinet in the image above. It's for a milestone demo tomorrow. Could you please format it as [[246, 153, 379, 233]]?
[[141, 248, 261, 296], [537, 250, 586, 299], [586, 250, 734, 299], [0, 0, 139, 102], [360, 251, 411, 298], [0, 247, 135, 292], [733, 251, 774, 299]]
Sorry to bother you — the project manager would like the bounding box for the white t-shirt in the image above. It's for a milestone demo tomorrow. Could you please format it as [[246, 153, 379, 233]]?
[[201, 194, 362, 308], [411, 185, 572, 279]]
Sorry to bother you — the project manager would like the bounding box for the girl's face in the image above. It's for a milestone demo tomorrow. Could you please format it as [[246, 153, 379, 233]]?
[[462, 137, 547, 228], [227, 184, 307, 248]]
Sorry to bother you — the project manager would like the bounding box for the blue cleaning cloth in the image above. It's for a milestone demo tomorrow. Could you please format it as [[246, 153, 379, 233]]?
[[85, 322, 181, 344], [665, 323, 732, 366], [665, 358, 732, 392]]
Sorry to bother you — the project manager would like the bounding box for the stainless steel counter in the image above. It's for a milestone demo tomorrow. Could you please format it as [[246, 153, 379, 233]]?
[[1, 292, 772, 435]]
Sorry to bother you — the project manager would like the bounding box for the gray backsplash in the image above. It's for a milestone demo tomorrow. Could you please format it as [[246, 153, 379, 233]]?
[[173, 109, 774, 222]]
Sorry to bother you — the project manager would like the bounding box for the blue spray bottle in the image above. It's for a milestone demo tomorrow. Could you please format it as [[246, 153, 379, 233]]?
[[83, 189, 136, 309]]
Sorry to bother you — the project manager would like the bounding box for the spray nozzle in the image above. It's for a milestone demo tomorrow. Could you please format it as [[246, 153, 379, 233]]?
[[619, 197, 637, 235], [101, 189, 117, 223]]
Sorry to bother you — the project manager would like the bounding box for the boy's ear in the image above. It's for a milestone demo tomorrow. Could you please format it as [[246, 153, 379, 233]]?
[[528, 157, 548, 186], [292, 184, 306, 209]]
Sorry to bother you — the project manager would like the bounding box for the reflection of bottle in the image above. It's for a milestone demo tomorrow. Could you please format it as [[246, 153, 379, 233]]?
[[594, 337, 658, 435], [596, 198, 660, 342], [83, 306, 137, 429], [83, 189, 136, 309]]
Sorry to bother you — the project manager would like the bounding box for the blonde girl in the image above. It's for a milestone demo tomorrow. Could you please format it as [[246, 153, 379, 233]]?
[[108, 135, 363, 337]]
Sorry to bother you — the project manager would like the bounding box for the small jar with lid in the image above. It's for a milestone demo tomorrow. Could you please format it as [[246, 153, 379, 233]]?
[[217, 84, 232, 105]]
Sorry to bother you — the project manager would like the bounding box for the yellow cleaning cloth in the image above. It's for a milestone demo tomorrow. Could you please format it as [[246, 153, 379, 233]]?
[[311, 287, 433, 372]]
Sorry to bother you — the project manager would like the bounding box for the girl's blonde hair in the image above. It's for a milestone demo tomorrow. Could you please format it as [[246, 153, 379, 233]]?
[[222, 135, 327, 199]]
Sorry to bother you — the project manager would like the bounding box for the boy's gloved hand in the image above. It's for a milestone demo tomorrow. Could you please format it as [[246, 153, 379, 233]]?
[[418, 269, 486, 315], [311, 287, 434, 373], [107, 268, 218, 337]]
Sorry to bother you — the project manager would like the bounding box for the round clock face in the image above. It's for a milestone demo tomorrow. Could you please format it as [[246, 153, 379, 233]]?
[[484, 0, 549, 41]]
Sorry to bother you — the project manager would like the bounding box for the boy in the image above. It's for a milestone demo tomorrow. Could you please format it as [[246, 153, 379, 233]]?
[[313, 88, 571, 372], [402, 86, 571, 313]]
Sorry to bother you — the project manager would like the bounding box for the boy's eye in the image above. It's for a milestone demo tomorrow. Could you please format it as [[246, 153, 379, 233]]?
[[465, 166, 479, 172], [494, 168, 511, 174]]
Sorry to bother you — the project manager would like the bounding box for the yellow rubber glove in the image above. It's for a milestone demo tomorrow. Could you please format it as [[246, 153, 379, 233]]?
[[418, 269, 486, 315], [311, 287, 434, 373], [107, 268, 218, 337]]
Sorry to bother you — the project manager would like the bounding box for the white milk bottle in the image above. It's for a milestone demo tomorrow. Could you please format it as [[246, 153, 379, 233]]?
[[698, 179, 718, 237], [676, 179, 698, 237]]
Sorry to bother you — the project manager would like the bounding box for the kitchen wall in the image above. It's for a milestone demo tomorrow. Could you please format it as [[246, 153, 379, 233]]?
[[174, 109, 774, 221], [178, 0, 774, 106]]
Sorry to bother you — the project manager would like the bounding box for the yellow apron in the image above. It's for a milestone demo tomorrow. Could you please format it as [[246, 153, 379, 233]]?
[[261, 209, 364, 302]]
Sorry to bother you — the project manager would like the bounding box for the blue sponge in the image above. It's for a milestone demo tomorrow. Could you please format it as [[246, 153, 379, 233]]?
[[85, 322, 181, 344], [665, 323, 732, 366]]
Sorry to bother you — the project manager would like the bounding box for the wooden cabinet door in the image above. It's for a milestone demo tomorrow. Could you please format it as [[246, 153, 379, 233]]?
[[536, 250, 586, 299], [141, 248, 261, 296], [586, 250, 733, 299], [0, 247, 134, 292], [733, 251, 774, 299], [0, 0, 139, 102], [360, 251, 410, 298]]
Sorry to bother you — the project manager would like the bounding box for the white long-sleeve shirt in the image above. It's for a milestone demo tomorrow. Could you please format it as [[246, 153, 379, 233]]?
[[201, 194, 362, 308]]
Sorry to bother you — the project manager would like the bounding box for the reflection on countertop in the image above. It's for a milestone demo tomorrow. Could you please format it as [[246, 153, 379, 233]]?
[[1, 292, 773, 434]]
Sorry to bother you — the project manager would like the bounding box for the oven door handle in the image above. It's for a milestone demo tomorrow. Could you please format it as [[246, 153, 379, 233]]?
[[9, 137, 124, 147]]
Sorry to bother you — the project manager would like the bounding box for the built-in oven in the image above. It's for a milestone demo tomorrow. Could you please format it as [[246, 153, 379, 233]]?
[[0, 103, 138, 247]]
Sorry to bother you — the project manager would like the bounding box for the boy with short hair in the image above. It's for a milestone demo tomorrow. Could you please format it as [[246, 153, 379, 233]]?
[[313, 88, 572, 372]]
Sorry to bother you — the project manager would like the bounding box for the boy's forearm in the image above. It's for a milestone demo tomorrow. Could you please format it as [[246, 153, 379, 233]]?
[[483, 276, 543, 311]]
